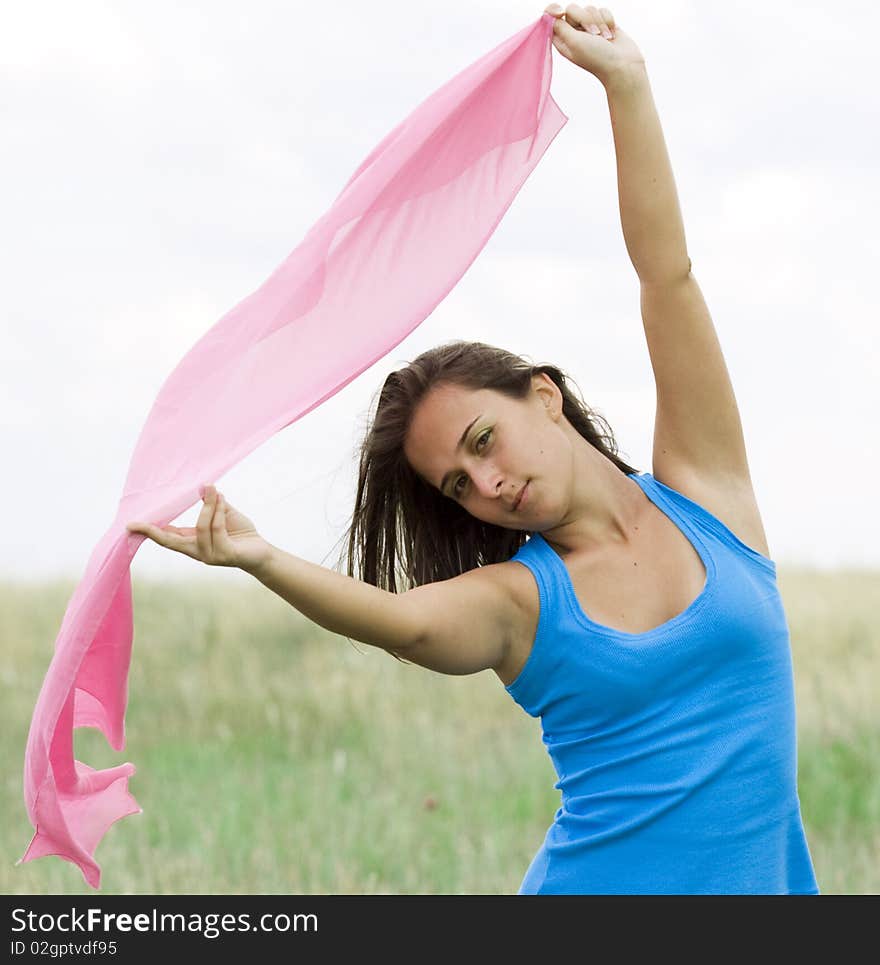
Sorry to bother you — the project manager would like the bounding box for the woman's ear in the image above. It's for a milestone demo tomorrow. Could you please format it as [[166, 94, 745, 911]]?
[[531, 372, 562, 422]]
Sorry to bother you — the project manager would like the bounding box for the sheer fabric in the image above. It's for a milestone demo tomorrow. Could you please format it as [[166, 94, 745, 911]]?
[[19, 14, 566, 888]]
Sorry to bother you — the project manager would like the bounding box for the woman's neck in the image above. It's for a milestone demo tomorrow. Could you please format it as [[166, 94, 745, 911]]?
[[542, 436, 645, 558]]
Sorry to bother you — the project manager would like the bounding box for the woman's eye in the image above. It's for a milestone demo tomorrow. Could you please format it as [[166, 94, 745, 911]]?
[[451, 430, 491, 497]]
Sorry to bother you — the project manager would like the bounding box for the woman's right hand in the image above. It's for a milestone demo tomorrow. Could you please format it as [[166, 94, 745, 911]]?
[[544, 5, 646, 86], [126, 484, 272, 571]]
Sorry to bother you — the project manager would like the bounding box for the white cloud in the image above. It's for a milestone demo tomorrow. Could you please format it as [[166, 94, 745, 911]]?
[[2, 0, 878, 580]]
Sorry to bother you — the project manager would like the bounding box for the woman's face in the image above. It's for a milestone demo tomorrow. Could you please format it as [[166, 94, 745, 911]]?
[[402, 373, 574, 530]]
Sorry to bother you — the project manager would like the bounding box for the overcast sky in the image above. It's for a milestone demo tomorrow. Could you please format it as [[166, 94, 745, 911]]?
[[2, 0, 878, 585]]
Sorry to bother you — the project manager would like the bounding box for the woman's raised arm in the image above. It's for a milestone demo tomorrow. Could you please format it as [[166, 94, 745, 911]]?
[[547, 4, 689, 283], [604, 62, 691, 285], [547, 6, 752, 487]]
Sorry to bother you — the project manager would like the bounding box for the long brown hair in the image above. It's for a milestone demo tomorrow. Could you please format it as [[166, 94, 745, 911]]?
[[337, 341, 639, 596]]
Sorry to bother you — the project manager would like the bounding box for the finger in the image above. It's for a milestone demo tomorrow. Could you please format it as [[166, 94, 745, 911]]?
[[197, 486, 217, 559], [554, 12, 574, 40], [126, 522, 173, 551], [597, 7, 614, 38], [563, 4, 587, 30], [583, 5, 603, 35], [598, 7, 615, 29], [127, 520, 193, 537], [127, 520, 156, 539], [213, 492, 227, 549]]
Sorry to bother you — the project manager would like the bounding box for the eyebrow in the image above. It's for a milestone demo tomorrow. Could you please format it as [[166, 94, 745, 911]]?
[[439, 414, 482, 495]]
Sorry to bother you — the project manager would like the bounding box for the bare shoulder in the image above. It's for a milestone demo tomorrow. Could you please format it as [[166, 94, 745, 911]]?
[[478, 555, 540, 687], [398, 557, 537, 678], [651, 460, 772, 560], [486, 555, 541, 615]]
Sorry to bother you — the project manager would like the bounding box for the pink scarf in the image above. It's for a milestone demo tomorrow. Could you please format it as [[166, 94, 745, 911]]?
[[19, 13, 565, 889]]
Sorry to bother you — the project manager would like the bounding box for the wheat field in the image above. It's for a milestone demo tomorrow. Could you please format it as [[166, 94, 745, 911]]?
[[2, 566, 877, 895]]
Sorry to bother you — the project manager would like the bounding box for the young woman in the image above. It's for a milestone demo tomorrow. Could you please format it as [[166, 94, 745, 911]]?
[[127, 6, 820, 894]]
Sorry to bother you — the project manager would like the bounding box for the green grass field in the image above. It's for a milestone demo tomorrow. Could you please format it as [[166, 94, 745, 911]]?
[[2, 566, 878, 895]]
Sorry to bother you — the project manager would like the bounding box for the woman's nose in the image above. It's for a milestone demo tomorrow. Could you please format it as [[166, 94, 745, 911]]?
[[472, 465, 504, 498]]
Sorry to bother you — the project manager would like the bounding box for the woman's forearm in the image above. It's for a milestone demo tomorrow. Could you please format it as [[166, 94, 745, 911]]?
[[242, 543, 418, 653], [604, 64, 691, 286]]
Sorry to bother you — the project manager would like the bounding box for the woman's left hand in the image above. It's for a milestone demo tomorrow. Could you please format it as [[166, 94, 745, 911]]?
[[544, 5, 646, 86], [127, 485, 271, 571]]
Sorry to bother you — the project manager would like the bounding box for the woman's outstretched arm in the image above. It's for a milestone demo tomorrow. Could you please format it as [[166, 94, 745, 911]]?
[[244, 545, 422, 654], [245, 546, 513, 676], [129, 485, 512, 674]]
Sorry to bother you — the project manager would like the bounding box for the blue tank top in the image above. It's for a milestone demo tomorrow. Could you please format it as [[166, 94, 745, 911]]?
[[505, 470, 820, 895]]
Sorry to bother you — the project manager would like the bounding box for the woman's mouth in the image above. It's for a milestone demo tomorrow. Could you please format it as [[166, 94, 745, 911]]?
[[514, 481, 529, 511]]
